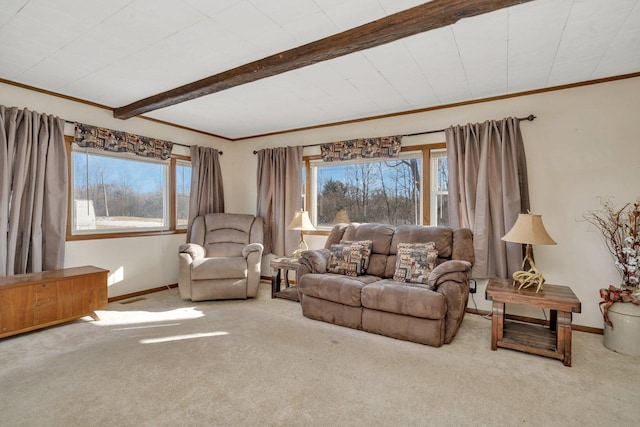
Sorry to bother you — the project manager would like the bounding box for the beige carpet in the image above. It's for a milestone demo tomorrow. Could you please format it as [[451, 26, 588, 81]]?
[[1, 282, 638, 427]]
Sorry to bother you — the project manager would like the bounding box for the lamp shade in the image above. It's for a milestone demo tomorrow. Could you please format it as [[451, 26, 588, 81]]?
[[332, 209, 350, 224], [501, 213, 556, 245], [287, 210, 315, 231]]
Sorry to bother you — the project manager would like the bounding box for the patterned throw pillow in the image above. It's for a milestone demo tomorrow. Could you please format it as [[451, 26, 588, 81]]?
[[327, 241, 368, 276], [342, 240, 372, 272], [393, 242, 438, 284]]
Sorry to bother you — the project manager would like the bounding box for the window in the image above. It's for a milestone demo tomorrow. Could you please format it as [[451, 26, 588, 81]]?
[[305, 144, 447, 229], [69, 141, 191, 238], [310, 153, 423, 227]]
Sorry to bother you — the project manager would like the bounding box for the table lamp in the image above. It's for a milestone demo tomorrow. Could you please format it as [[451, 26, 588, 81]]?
[[501, 213, 556, 292], [287, 210, 315, 257], [332, 208, 350, 224]]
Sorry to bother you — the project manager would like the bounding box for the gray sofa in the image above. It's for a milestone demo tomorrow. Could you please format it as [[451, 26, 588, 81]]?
[[297, 223, 474, 347]]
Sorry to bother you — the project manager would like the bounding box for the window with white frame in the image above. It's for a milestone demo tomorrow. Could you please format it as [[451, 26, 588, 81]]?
[[308, 152, 423, 228], [305, 145, 448, 229]]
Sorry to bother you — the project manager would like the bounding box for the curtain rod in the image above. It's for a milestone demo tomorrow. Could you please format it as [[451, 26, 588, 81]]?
[[403, 114, 536, 137], [252, 114, 536, 154], [64, 120, 222, 154]]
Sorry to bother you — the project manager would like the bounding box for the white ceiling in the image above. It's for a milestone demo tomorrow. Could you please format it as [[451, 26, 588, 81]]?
[[1, 0, 639, 140]]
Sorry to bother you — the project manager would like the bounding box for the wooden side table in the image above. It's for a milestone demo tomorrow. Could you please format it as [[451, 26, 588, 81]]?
[[270, 257, 300, 302], [485, 278, 581, 366]]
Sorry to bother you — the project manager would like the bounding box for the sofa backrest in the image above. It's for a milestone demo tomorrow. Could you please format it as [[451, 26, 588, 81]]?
[[190, 213, 263, 257], [325, 223, 474, 279], [341, 223, 394, 277]]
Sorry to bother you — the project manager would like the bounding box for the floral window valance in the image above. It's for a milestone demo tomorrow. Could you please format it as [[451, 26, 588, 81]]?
[[74, 122, 173, 160], [320, 135, 402, 162]]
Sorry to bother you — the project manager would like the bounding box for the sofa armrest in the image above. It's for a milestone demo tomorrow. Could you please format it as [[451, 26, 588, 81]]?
[[298, 248, 331, 278], [428, 260, 472, 344], [179, 243, 205, 260], [427, 260, 472, 289]]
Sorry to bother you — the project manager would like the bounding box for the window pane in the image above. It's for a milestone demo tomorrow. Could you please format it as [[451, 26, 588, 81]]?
[[72, 150, 168, 233], [435, 194, 449, 226], [436, 156, 448, 192], [176, 161, 191, 229], [301, 166, 306, 212], [430, 149, 448, 226], [312, 155, 422, 227]]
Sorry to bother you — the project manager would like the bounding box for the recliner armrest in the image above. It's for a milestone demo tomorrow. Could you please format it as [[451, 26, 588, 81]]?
[[179, 243, 205, 260], [242, 243, 264, 258], [244, 243, 263, 298]]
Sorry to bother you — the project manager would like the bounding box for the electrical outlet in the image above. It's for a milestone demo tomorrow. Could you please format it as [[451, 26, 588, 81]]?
[[469, 279, 477, 294]]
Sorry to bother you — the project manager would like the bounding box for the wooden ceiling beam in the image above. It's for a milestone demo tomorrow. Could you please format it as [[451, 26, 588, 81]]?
[[113, 0, 533, 120]]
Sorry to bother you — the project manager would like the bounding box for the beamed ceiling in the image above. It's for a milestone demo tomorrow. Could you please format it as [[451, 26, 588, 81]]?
[[1, 0, 639, 140]]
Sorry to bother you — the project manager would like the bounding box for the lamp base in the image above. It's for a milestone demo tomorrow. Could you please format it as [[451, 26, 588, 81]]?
[[512, 244, 546, 292], [513, 267, 546, 292], [290, 235, 309, 258]]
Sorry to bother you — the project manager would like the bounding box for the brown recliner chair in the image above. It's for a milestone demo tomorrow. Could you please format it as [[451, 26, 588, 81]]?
[[178, 213, 264, 301]]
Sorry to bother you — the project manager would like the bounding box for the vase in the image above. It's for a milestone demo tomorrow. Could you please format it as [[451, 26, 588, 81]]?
[[603, 301, 640, 356]]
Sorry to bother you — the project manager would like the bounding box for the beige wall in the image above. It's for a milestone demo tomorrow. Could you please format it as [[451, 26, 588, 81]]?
[[3, 76, 639, 328], [0, 81, 228, 297], [231, 76, 640, 329]]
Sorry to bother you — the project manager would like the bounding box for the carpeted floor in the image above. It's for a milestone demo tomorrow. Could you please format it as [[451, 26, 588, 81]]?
[[1, 282, 638, 426]]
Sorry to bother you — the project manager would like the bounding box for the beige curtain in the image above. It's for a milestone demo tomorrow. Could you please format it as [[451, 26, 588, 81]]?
[[445, 117, 530, 279], [0, 106, 68, 276], [256, 146, 303, 256], [186, 146, 224, 241]]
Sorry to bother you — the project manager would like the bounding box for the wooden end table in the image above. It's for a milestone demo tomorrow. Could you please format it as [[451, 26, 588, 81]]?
[[270, 257, 300, 302], [485, 278, 581, 367]]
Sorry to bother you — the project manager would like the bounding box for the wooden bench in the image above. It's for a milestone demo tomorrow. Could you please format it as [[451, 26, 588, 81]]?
[[0, 265, 108, 339]]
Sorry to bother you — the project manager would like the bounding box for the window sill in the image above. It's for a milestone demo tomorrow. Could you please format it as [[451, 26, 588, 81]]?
[[304, 229, 331, 236], [66, 229, 186, 241]]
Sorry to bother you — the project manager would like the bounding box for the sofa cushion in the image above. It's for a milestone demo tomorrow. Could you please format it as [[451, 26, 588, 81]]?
[[191, 257, 247, 280], [298, 273, 381, 307], [324, 223, 349, 248], [327, 241, 369, 276], [393, 242, 438, 284], [342, 223, 394, 277], [361, 279, 446, 320], [391, 225, 453, 261]]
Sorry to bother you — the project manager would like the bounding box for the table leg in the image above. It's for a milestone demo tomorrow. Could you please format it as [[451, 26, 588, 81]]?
[[271, 268, 282, 298], [491, 301, 504, 351], [557, 311, 573, 367], [550, 309, 558, 331]]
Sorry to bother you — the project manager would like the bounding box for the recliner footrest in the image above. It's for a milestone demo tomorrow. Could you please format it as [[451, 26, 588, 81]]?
[[361, 280, 446, 320]]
